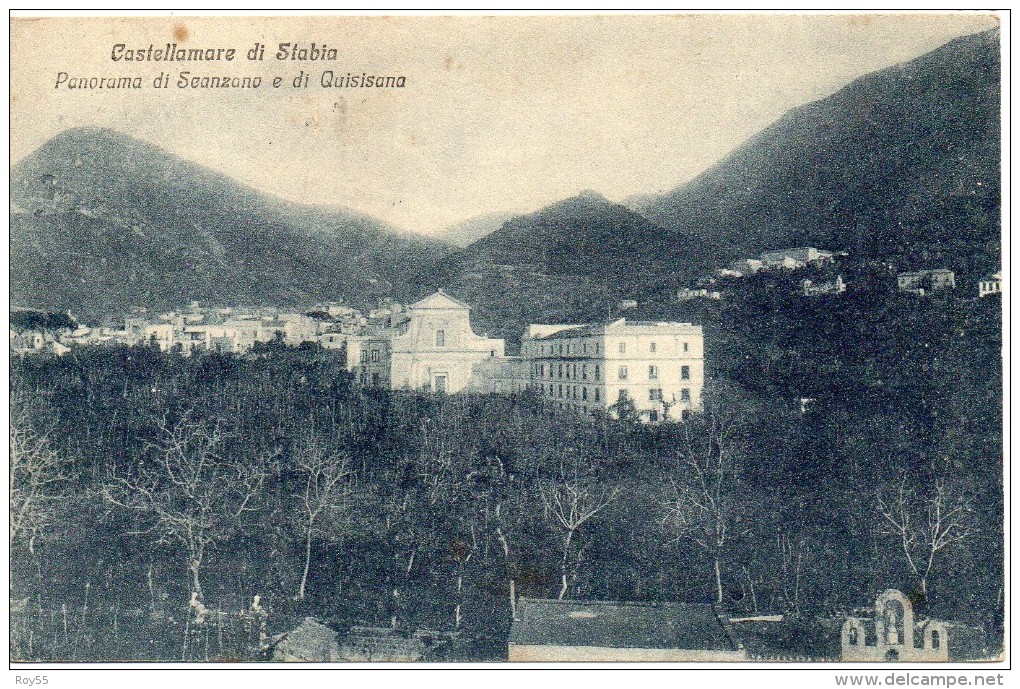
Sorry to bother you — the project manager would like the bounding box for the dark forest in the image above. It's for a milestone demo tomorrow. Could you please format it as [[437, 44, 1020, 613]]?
[[10, 276, 1002, 661]]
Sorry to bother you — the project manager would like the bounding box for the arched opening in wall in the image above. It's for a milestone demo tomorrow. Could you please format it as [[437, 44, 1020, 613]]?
[[931, 630, 941, 649], [885, 649, 900, 662], [883, 599, 906, 645]]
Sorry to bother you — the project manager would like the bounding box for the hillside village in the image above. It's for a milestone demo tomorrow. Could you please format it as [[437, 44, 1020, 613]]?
[[12, 289, 707, 425], [11, 244, 1002, 425]]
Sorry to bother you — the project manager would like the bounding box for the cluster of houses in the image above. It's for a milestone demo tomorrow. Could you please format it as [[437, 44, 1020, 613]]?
[[896, 268, 1003, 299], [721, 246, 842, 277], [670, 247, 844, 303], [677, 246, 849, 301], [673, 246, 1002, 302], [11, 297, 408, 357], [12, 301, 350, 355], [11, 290, 707, 424]]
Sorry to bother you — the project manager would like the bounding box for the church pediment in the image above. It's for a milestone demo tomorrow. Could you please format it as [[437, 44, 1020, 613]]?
[[410, 289, 471, 311]]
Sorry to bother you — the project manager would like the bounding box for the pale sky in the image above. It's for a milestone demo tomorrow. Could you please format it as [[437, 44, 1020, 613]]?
[[10, 13, 1000, 236]]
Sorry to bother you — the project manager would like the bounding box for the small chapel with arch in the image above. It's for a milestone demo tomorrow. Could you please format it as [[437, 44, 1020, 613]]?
[[840, 589, 949, 662]]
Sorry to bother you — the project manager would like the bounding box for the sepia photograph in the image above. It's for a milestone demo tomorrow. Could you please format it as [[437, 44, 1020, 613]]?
[[8, 10, 1005, 673]]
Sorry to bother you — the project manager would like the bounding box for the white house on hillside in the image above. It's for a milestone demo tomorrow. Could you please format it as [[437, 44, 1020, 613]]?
[[979, 271, 1002, 298], [897, 269, 956, 295], [759, 247, 835, 269]]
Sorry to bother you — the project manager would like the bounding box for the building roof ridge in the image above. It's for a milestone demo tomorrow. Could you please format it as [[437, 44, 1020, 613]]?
[[410, 289, 472, 310], [518, 597, 713, 609]]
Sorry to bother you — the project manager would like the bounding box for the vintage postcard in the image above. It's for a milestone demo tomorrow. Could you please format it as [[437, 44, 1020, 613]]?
[[9, 12, 1004, 669]]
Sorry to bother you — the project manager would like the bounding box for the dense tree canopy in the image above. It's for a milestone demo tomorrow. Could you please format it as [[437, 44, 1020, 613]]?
[[9, 283, 1002, 661]]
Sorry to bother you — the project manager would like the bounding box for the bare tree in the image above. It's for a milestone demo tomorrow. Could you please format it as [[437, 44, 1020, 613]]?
[[293, 436, 356, 601], [539, 455, 621, 600], [451, 521, 477, 629], [876, 469, 974, 600], [480, 452, 527, 620], [492, 503, 518, 617], [776, 531, 808, 614], [10, 398, 67, 554], [380, 414, 463, 628], [411, 416, 460, 506], [735, 528, 808, 616], [102, 414, 269, 609], [660, 394, 747, 604]]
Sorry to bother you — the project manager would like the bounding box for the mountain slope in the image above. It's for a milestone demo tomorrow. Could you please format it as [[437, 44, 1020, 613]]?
[[633, 29, 1001, 282], [435, 211, 518, 248], [440, 192, 704, 347], [462, 191, 703, 280], [10, 127, 453, 320]]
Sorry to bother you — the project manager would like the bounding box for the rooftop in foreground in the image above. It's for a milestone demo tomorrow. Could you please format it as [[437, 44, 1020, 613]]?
[[508, 598, 741, 651]]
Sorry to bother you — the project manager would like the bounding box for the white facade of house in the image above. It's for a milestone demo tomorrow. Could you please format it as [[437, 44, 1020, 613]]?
[[677, 287, 722, 301], [897, 269, 956, 295], [801, 275, 847, 296], [759, 247, 835, 269], [979, 271, 1002, 298], [727, 258, 764, 276]]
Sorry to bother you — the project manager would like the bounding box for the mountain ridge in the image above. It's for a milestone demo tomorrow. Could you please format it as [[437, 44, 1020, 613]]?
[[10, 127, 454, 320], [437, 192, 704, 347], [632, 28, 1000, 281], [435, 211, 519, 248], [10, 28, 1001, 325]]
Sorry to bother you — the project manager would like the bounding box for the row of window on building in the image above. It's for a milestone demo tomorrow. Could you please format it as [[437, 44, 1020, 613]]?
[[534, 362, 691, 381], [537, 340, 690, 356], [537, 383, 601, 403], [535, 383, 693, 404], [360, 349, 382, 363]]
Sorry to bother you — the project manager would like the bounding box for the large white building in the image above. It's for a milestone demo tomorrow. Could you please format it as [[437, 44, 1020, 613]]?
[[354, 290, 505, 394], [520, 318, 705, 422]]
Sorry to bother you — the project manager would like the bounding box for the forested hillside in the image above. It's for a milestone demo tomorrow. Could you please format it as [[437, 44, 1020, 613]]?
[[633, 29, 1000, 285], [442, 193, 702, 348], [10, 128, 452, 321]]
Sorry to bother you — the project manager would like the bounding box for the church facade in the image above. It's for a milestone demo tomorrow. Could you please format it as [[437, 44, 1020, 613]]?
[[354, 290, 505, 394]]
